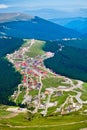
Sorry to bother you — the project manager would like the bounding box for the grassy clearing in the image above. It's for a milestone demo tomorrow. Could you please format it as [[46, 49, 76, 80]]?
[[42, 77, 70, 92], [16, 92, 26, 104], [25, 40, 46, 57], [0, 109, 11, 117], [0, 105, 11, 117], [29, 89, 38, 97], [72, 79, 78, 85], [22, 39, 31, 47], [81, 83, 87, 101], [50, 91, 77, 108], [0, 124, 87, 130]]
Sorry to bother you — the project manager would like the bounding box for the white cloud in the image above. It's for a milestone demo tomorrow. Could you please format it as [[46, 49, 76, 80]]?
[[0, 4, 9, 9]]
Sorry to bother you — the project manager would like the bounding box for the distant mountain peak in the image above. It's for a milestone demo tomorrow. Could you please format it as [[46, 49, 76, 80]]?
[[0, 13, 34, 23]]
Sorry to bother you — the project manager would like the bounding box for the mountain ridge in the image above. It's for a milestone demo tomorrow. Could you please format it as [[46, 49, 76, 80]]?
[[0, 13, 34, 23], [0, 13, 81, 40]]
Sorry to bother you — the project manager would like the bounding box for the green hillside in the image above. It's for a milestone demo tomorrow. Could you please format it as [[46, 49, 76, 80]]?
[[43, 40, 87, 81]]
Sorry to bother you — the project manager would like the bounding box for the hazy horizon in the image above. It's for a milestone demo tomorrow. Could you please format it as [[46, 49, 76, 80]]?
[[0, 0, 87, 18]]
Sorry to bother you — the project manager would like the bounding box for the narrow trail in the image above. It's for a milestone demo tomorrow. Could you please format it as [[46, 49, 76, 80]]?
[[0, 112, 18, 119], [14, 84, 23, 102], [0, 119, 87, 128]]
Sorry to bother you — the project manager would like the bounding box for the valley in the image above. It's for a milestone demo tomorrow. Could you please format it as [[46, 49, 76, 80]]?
[[0, 39, 87, 130]]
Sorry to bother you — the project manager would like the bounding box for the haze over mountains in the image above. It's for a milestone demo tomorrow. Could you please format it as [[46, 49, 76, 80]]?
[[0, 13, 81, 40], [49, 17, 87, 37], [65, 19, 87, 34], [25, 8, 87, 19], [25, 9, 69, 19], [49, 17, 86, 26]]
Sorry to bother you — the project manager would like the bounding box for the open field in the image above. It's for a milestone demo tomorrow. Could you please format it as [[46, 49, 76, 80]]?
[[81, 83, 87, 101], [0, 111, 87, 130], [25, 40, 46, 57]]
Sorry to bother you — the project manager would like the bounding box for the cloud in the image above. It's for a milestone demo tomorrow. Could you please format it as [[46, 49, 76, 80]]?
[[0, 4, 9, 9]]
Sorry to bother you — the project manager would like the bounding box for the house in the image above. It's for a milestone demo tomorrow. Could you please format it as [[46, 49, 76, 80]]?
[[47, 102, 57, 107], [36, 82, 41, 89], [45, 88, 55, 94], [56, 91, 62, 96], [45, 90, 50, 95]]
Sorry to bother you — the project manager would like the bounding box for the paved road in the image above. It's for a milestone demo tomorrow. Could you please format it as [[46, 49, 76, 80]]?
[[58, 80, 83, 92], [43, 93, 52, 116], [33, 76, 43, 113], [73, 90, 87, 104]]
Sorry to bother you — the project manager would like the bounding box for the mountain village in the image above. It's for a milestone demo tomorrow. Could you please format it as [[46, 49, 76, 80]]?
[[6, 39, 87, 116]]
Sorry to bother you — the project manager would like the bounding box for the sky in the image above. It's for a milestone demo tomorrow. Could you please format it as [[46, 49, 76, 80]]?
[[0, 0, 87, 18]]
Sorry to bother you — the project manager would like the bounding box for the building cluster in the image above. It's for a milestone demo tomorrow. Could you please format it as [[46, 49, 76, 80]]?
[[7, 39, 83, 116]]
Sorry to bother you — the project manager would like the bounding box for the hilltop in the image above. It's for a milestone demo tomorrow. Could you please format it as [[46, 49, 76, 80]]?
[[0, 13, 34, 23]]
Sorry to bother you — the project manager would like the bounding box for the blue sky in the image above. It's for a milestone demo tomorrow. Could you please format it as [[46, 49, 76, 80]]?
[[0, 0, 87, 10], [0, 0, 87, 18]]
